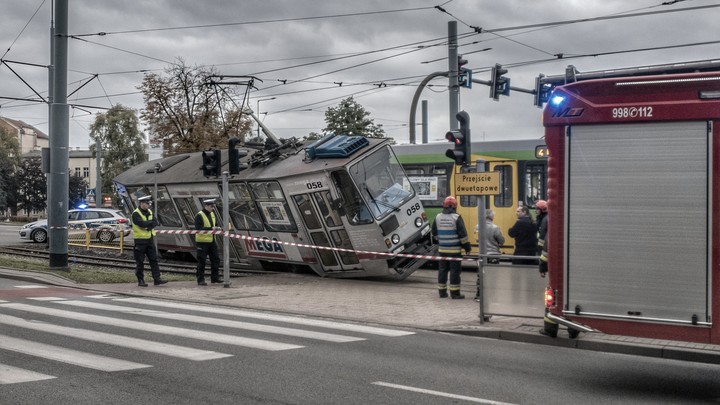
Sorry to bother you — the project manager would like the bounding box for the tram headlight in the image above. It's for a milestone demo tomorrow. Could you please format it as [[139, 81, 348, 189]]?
[[414, 217, 423, 228], [385, 238, 392, 248], [391, 234, 400, 245]]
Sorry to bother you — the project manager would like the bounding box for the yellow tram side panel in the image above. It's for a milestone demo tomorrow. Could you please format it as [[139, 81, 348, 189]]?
[[451, 155, 519, 256]]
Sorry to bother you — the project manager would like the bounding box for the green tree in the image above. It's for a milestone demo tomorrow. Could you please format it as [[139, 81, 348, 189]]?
[[68, 174, 87, 209], [89, 105, 147, 201], [139, 58, 252, 155], [16, 157, 46, 215], [0, 128, 20, 216], [321, 96, 386, 139]]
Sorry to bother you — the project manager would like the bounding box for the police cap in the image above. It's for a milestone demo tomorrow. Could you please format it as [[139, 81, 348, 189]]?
[[203, 198, 216, 205]]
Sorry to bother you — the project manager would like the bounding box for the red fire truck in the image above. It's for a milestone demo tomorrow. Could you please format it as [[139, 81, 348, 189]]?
[[543, 71, 720, 343]]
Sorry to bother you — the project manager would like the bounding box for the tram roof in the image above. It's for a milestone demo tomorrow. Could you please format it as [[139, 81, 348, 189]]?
[[113, 137, 389, 187]]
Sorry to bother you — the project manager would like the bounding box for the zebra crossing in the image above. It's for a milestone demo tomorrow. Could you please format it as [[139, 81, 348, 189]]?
[[0, 287, 415, 385]]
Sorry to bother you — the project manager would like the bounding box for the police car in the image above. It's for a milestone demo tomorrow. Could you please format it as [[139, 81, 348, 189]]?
[[19, 208, 131, 243]]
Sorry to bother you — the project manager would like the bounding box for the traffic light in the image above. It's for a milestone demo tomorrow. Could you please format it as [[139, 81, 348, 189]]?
[[490, 63, 510, 101], [457, 56, 472, 89], [201, 149, 221, 177], [533, 74, 553, 107], [228, 137, 249, 174], [445, 111, 471, 166]]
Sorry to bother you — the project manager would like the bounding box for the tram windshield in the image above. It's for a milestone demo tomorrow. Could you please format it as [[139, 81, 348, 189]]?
[[348, 145, 414, 219]]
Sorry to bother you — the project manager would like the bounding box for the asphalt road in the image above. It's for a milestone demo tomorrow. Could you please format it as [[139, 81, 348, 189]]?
[[1, 280, 719, 404]]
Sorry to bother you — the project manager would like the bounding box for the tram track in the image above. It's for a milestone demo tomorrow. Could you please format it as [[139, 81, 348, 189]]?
[[0, 245, 280, 278]]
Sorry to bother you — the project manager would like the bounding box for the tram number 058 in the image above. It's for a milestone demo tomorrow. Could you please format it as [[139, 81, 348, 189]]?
[[406, 203, 421, 216], [306, 181, 323, 190]]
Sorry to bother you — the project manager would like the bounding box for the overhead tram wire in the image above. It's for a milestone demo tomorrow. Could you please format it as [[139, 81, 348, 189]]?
[[1, 0, 46, 61], [69, 6, 436, 37]]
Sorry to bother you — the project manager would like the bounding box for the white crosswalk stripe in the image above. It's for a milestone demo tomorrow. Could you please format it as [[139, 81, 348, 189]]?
[[0, 364, 56, 384], [115, 297, 416, 337], [0, 313, 232, 361], [0, 334, 151, 372], [0, 297, 415, 385], [1, 302, 303, 351], [57, 300, 365, 343]]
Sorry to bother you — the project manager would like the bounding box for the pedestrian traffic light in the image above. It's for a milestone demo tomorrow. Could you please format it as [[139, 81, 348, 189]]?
[[445, 111, 471, 166], [457, 56, 472, 89], [201, 149, 221, 177], [490, 63, 510, 101], [228, 137, 249, 175]]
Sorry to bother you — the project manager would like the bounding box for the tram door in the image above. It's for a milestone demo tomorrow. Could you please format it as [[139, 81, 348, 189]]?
[[292, 191, 359, 272]]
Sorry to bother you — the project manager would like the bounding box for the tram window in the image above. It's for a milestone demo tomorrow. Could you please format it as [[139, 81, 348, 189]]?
[[314, 191, 342, 228], [176, 198, 196, 227], [494, 165, 513, 208], [349, 145, 414, 220], [523, 163, 547, 208], [330, 229, 359, 265], [331, 170, 373, 225], [229, 184, 263, 231], [293, 194, 321, 230], [250, 181, 298, 232], [154, 187, 183, 227]]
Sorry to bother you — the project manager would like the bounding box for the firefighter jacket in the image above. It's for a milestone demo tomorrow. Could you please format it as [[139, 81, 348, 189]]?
[[431, 207, 470, 255]]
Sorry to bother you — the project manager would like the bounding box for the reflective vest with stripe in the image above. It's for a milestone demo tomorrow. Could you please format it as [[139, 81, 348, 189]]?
[[132, 209, 155, 240], [435, 212, 464, 254], [196, 211, 216, 243]]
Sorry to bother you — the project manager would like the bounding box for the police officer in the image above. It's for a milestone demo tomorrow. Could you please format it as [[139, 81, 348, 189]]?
[[431, 196, 471, 299], [194, 198, 222, 285], [131, 196, 166, 287]]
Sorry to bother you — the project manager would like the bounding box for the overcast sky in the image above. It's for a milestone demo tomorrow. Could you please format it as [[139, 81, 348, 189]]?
[[2, 0, 719, 148]]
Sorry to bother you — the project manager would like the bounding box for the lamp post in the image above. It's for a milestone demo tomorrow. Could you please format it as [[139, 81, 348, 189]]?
[[256, 97, 276, 139]]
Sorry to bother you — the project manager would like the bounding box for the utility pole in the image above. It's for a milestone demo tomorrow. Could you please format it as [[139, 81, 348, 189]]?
[[48, 0, 69, 269], [95, 142, 102, 207], [447, 21, 459, 131]]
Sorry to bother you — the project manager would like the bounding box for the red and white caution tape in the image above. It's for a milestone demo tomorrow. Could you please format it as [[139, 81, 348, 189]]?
[[153, 229, 476, 262]]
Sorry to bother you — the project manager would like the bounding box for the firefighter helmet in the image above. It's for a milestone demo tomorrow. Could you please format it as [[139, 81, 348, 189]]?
[[535, 199, 548, 212], [443, 196, 458, 208]]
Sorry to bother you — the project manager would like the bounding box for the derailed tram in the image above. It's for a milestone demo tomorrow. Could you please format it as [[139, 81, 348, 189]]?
[[113, 134, 434, 279]]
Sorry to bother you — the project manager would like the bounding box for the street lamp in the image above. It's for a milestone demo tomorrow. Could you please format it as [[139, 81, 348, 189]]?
[[256, 97, 276, 139]]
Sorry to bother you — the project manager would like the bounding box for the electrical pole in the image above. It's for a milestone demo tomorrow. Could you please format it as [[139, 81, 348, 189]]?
[[48, 0, 69, 269], [448, 21, 459, 131]]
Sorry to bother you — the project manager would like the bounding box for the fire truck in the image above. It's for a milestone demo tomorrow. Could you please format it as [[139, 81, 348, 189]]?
[[543, 71, 720, 343]]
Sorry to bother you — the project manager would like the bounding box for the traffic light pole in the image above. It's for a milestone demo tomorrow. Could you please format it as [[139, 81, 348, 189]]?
[[447, 21, 459, 131], [475, 159, 487, 324], [222, 170, 231, 287]]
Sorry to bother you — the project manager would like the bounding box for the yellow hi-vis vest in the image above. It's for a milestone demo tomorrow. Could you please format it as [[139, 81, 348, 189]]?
[[132, 209, 155, 240], [196, 211, 216, 243]]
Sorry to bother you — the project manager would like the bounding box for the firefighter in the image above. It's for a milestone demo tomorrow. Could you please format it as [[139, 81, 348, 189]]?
[[535, 199, 559, 337], [535, 200, 548, 278], [431, 196, 471, 299]]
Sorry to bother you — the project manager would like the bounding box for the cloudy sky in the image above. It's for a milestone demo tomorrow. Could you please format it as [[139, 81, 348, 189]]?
[[2, 0, 719, 148]]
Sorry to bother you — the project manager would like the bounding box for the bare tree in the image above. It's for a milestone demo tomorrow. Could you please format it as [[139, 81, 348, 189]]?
[[139, 58, 252, 155]]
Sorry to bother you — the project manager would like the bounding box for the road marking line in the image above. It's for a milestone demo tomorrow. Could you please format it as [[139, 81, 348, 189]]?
[[58, 300, 364, 343], [85, 294, 116, 299], [116, 297, 415, 337], [0, 313, 231, 361], [0, 334, 151, 372], [14, 285, 49, 289], [1, 303, 302, 351], [27, 297, 65, 301], [372, 382, 517, 405], [0, 363, 56, 384]]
